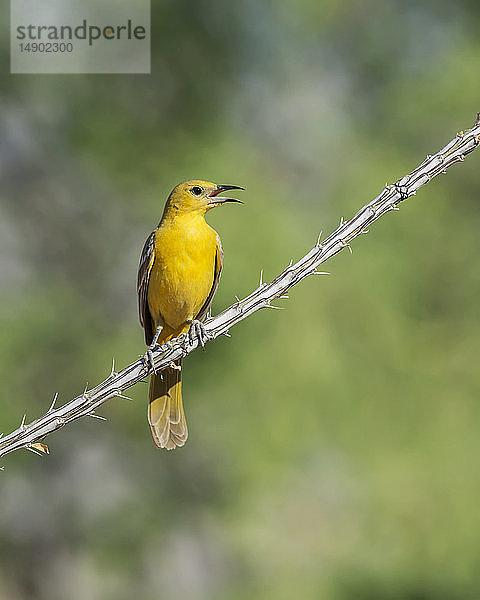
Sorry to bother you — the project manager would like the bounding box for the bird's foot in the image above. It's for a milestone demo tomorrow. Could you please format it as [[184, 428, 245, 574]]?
[[143, 343, 159, 373], [179, 333, 190, 352], [143, 324, 165, 373], [188, 319, 210, 349]]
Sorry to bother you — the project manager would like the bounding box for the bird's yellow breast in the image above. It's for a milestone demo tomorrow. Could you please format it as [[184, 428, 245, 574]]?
[[147, 213, 218, 332]]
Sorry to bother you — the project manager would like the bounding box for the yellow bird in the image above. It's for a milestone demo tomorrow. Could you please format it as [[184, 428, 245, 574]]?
[[137, 180, 244, 450]]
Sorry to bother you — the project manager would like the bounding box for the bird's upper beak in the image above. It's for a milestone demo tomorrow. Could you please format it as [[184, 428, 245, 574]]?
[[208, 184, 245, 205]]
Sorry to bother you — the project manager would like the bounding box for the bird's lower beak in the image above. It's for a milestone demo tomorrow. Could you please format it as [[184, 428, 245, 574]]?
[[208, 184, 245, 205]]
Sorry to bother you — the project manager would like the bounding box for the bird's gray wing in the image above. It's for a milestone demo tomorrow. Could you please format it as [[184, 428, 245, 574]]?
[[137, 230, 156, 345]]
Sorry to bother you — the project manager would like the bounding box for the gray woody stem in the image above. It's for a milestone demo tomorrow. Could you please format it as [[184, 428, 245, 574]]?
[[1, 115, 480, 462]]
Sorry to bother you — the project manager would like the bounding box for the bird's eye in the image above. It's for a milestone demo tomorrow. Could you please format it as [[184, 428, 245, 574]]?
[[191, 186, 203, 196]]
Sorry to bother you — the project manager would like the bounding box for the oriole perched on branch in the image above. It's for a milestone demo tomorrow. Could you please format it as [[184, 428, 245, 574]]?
[[137, 180, 244, 449]]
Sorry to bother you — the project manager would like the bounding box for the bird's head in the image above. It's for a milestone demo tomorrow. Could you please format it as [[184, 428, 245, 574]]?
[[166, 180, 244, 215]]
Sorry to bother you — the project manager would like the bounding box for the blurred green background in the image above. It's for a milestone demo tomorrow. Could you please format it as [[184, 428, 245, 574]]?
[[1, 1, 480, 599]]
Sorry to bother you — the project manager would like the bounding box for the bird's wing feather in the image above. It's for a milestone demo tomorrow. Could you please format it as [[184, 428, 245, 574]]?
[[196, 234, 224, 322], [137, 230, 156, 345]]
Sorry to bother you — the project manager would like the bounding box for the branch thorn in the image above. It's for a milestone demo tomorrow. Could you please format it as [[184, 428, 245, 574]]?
[[115, 391, 134, 401], [109, 358, 117, 378], [88, 412, 107, 421], [48, 392, 58, 413], [25, 445, 43, 456]]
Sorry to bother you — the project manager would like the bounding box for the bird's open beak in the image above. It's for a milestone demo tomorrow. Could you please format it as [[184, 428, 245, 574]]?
[[208, 184, 245, 205]]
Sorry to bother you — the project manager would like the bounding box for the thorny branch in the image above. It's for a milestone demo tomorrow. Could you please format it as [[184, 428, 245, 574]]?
[[1, 115, 480, 464]]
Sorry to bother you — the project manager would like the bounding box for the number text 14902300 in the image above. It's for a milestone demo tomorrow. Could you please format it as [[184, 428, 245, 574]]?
[[19, 42, 73, 53]]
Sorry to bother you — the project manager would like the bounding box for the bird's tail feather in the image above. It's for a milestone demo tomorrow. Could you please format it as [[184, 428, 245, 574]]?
[[148, 359, 187, 450]]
